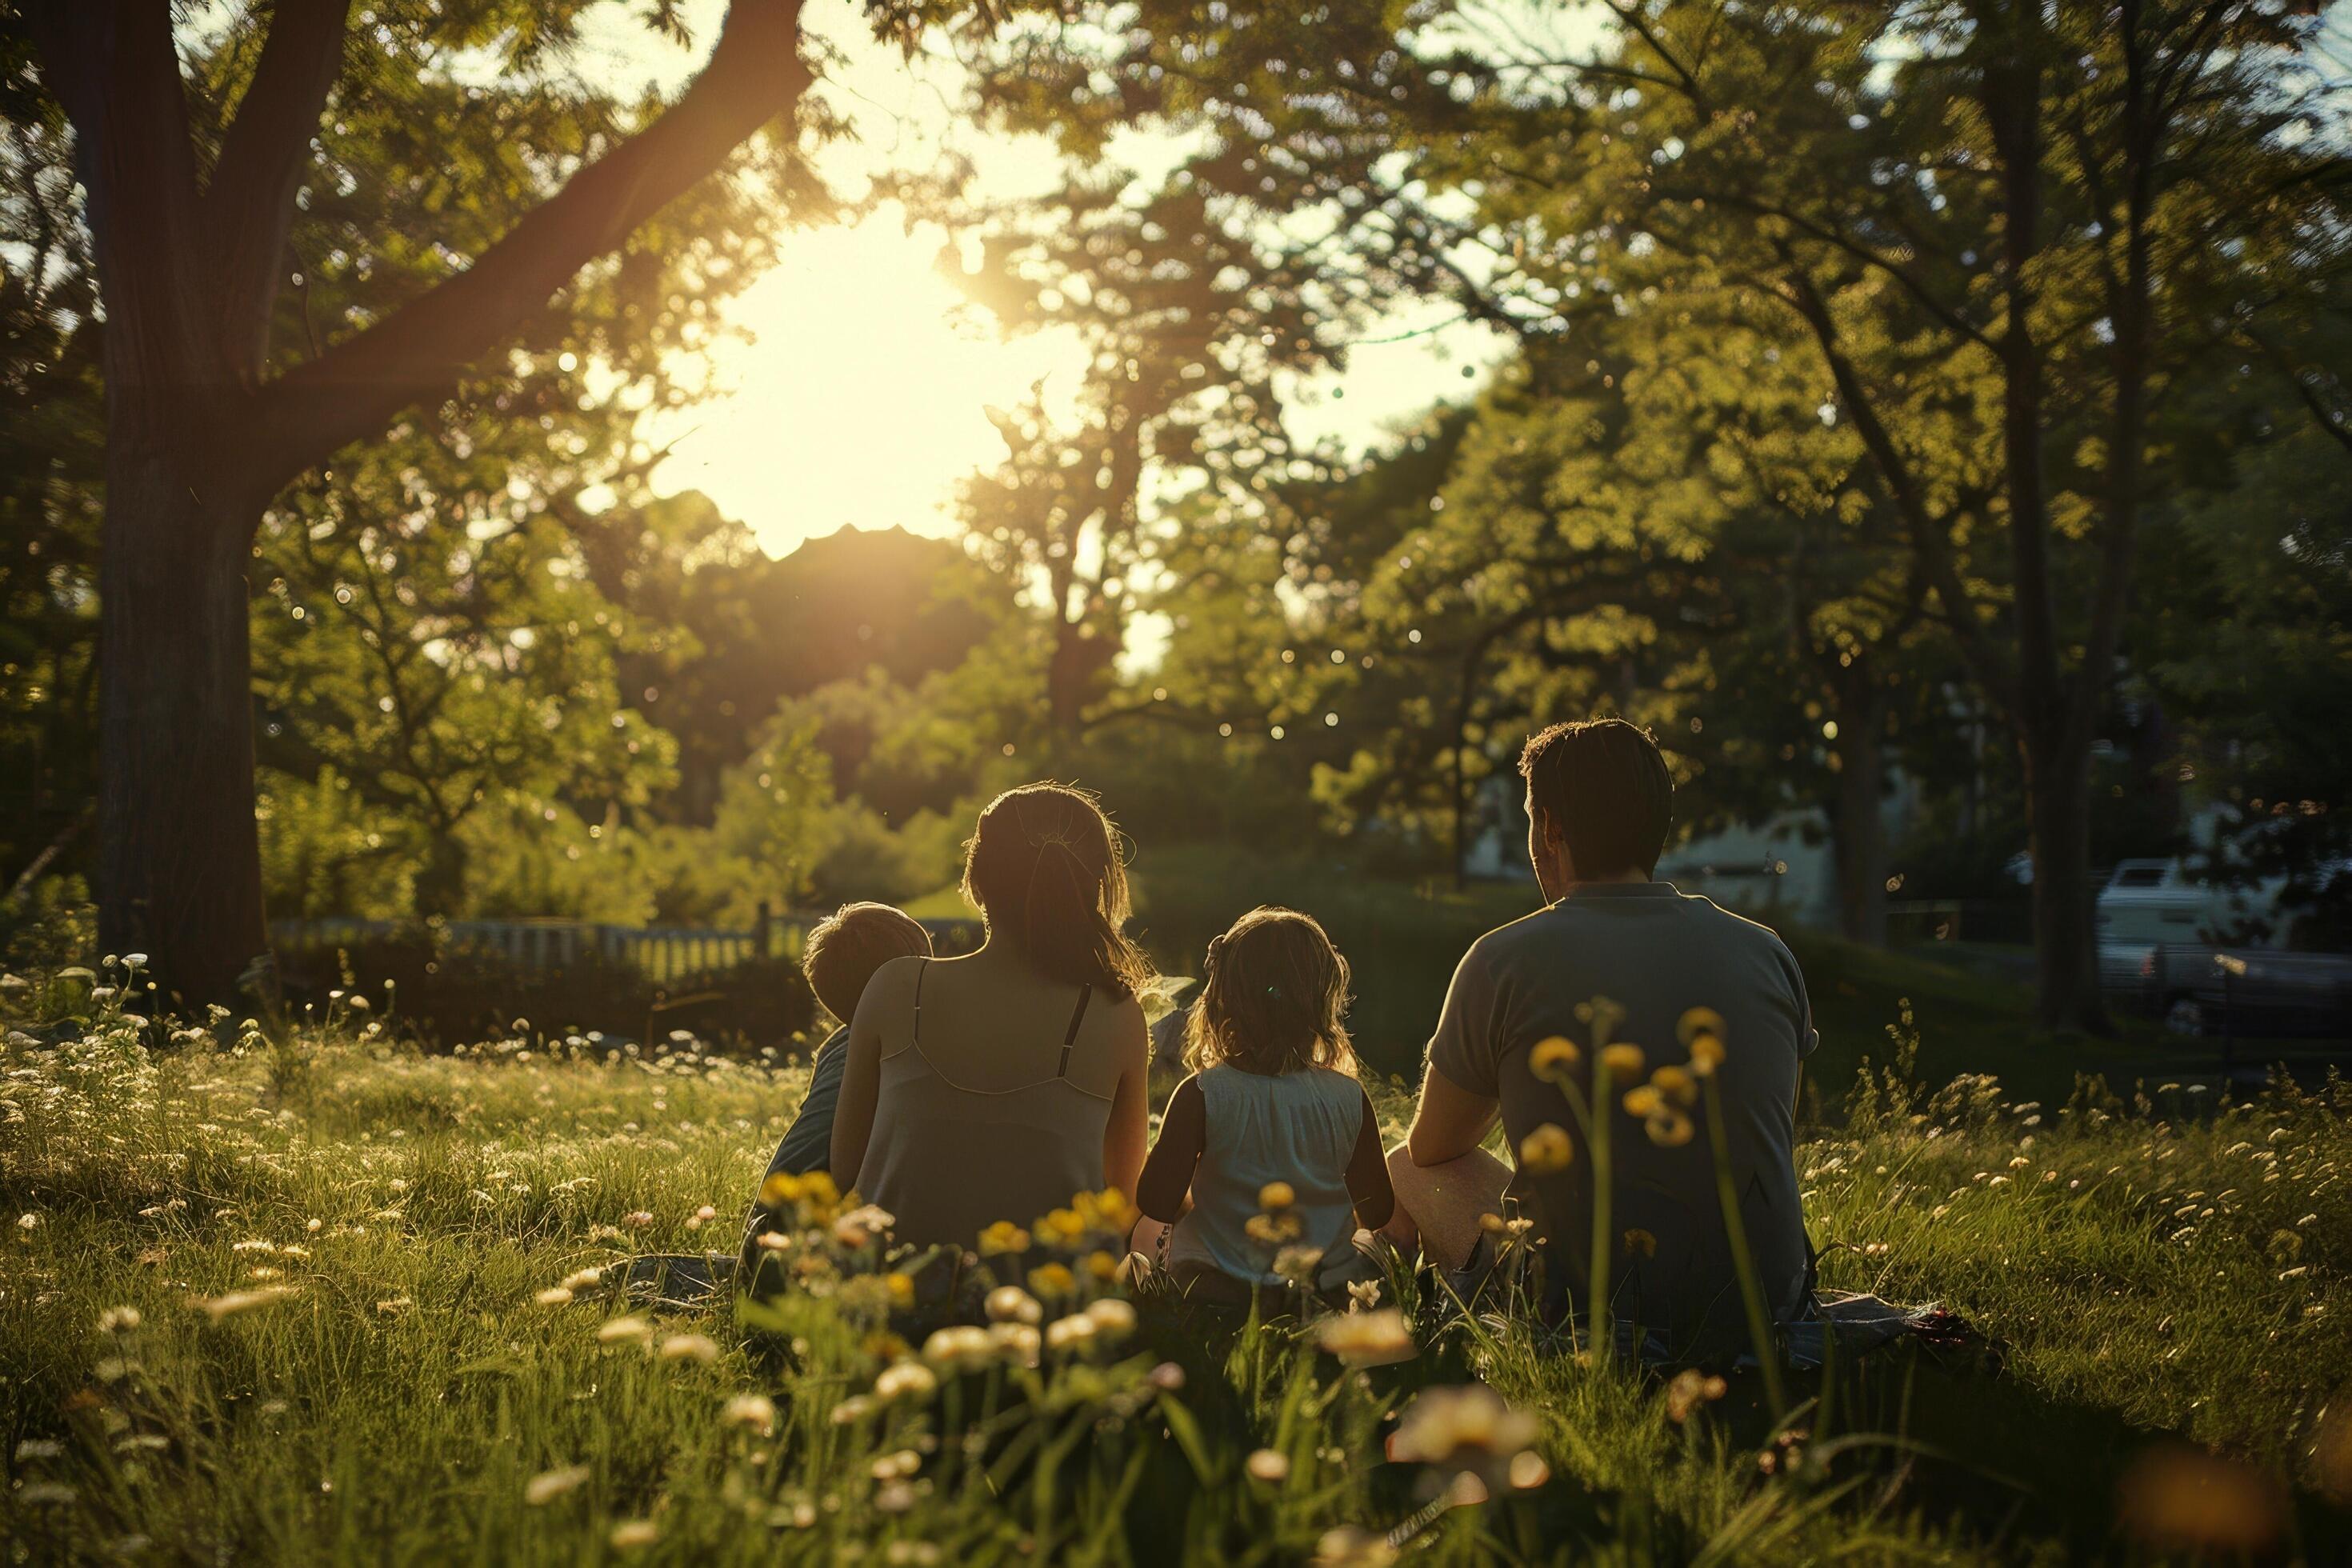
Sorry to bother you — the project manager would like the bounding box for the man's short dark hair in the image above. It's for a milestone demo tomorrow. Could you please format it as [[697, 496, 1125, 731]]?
[[1518, 718, 1674, 880]]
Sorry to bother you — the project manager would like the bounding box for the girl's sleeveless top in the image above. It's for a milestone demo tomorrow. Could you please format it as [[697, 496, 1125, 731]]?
[[854, 959, 1110, 1251], [1169, 1064, 1365, 1286]]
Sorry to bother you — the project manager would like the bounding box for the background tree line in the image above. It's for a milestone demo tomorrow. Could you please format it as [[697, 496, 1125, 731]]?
[[3, 0, 2348, 1035]]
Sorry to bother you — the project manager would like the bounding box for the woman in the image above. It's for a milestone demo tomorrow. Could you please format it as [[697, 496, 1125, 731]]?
[[830, 783, 1152, 1251]]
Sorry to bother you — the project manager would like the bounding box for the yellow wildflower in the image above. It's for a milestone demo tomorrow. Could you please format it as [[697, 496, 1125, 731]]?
[[1529, 1036, 1581, 1082], [798, 1172, 840, 1208], [1575, 995, 1627, 1045], [1677, 1007, 1726, 1045], [1688, 1033, 1726, 1077], [1027, 1262, 1077, 1299], [1518, 1123, 1574, 1174], [1078, 1187, 1139, 1234], [1272, 1246, 1321, 1284], [977, 1221, 1031, 1256], [758, 1172, 801, 1207], [1644, 1110, 1696, 1148]]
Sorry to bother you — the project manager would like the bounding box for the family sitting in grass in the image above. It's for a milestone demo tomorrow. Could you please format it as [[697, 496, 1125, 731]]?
[[745, 718, 1819, 1357]]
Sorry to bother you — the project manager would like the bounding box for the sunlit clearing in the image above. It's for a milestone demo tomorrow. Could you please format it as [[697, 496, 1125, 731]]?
[[655, 204, 1086, 557]]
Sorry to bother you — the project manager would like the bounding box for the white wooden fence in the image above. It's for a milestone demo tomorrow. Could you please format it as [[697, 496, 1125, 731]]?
[[270, 912, 985, 985], [270, 916, 776, 985]]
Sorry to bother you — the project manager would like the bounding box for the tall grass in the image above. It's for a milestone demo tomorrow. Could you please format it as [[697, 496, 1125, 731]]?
[[2, 974, 2348, 1562]]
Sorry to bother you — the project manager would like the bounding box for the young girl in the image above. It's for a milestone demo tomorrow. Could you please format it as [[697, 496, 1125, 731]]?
[[1135, 907, 1394, 1302]]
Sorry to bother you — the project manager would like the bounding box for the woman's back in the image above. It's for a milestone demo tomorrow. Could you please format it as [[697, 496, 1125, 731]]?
[[839, 951, 1147, 1250]]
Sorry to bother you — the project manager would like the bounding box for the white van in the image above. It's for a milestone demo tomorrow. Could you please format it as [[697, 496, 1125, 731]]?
[[2098, 858, 2352, 1035], [2095, 859, 2241, 950]]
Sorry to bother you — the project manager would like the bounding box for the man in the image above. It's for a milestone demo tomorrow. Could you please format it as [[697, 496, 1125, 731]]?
[[1383, 718, 1818, 1357]]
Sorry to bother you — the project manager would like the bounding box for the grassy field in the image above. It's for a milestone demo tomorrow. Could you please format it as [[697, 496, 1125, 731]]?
[[3, 959, 2349, 1564]]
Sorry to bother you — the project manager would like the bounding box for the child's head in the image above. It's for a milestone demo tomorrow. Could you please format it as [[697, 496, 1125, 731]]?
[[802, 902, 933, 1026], [1184, 906, 1355, 1077]]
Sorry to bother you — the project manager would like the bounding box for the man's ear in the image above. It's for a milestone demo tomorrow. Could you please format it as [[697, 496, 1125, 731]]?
[[1534, 805, 1574, 882]]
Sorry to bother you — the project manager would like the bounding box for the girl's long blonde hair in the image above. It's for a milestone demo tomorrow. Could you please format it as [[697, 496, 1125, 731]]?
[[1183, 906, 1357, 1077]]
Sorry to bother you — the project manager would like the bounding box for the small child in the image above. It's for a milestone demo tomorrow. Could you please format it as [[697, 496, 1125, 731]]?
[[743, 903, 930, 1274], [1135, 906, 1394, 1302]]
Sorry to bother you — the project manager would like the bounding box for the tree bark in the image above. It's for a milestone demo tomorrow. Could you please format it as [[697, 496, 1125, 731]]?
[[34, 0, 812, 1002], [414, 827, 468, 922], [2022, 729, 2103, 1032], [1982, 24, 2110, 1034], [95, 432, 269, 1007], [1828, 675, 1889, 947]]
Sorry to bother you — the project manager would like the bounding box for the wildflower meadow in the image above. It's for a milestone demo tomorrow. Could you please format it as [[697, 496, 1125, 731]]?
[[3, 966, 2348, 1564]]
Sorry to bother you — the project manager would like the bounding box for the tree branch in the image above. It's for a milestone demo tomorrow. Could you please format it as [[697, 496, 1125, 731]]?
[[2243, 322, 2352, 459], [250, 0, 812, 496], [206, 0, 353, 385], [1654, 184, 1998, 352], [1771, 259, 2017, 719]]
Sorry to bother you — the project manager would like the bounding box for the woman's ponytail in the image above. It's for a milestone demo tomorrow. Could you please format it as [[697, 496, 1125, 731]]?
[[962, 784, 1153, 1000]]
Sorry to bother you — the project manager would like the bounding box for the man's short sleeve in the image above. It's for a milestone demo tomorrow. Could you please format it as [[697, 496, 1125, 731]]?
[[1779, 942, 1821, 1059], [1426, 939, 1502, 1097]]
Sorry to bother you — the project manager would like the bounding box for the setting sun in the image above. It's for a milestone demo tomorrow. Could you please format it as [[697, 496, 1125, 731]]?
[[650, 208, 1086, 558]]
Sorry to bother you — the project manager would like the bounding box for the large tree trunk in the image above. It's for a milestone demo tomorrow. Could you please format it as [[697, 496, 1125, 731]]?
[[95, 428, 268, 1009], [414, 829, 469, 922], [1829, 680, 1889, 947], [2022, 730, 2105, 1033], [35, 0, 810, 1007]]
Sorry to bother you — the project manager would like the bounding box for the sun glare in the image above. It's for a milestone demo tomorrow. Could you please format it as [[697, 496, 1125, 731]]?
[[654, 206, 1086, 557]]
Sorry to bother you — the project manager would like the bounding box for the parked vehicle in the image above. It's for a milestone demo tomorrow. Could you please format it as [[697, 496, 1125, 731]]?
[[2096, 859, 2351, 1038], [2123, 945, 2352, 1038]]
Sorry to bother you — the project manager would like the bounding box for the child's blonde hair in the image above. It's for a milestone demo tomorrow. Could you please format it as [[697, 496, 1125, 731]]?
[[802, 902, 932, 1026], [1183, 906, 1357, 1077]]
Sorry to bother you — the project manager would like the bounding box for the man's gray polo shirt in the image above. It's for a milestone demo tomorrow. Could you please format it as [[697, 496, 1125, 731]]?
[[1427, 882, 1818, 1354]]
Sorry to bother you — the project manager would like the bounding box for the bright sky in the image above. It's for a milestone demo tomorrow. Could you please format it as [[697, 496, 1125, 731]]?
[[566, 0, 1506, 558]]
